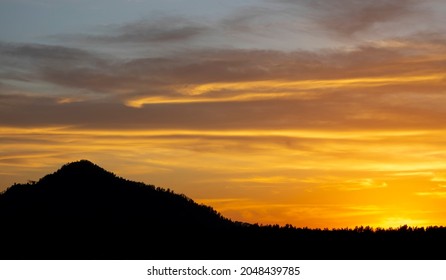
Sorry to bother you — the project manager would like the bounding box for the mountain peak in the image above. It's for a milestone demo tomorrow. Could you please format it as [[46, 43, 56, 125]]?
[[38, 159, 117, 186], [60, 159, 105, 171], [64, 159, 97, 167], [1, 160, 230, 226]]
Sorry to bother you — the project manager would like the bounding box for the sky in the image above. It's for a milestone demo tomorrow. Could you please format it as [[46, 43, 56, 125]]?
[[2, 0, 446, 229]]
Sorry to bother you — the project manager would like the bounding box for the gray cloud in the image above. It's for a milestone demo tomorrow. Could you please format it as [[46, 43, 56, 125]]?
[[113, 17, 209, 43], [282, 0, 421, 36], [2, 29, 446, 132], [53, 16, 210, 44], [2, 32, 446, 100], [1, 86, 445, 132], [0, 42, 96, 62], [0, 42, 117, 97], [0, 42, 108, 87]]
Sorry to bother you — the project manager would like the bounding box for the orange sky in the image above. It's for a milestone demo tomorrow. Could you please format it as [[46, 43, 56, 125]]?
[[2, 0, 446, 229]]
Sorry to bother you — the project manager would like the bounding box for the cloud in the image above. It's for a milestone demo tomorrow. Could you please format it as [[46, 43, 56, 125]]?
[[28, 43, 446, 97], [281, 0, 422, 36], [416, 191, 446, 198], [49, 5, 319, 51], [0, 42, 97, 62], [0, 42, 109, 97], [342, 178, 388, 191], [53, 16, 210, 44], [2, 31, 446, 132]]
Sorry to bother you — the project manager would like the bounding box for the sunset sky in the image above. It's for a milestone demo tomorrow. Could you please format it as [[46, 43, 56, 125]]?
[[2, 0, 446, 229]]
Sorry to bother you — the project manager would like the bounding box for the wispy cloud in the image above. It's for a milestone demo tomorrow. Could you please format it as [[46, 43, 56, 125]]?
[[2, 31, 446, 133], [54, 16, 210, 44], [341, 178, 388, 191], [416, 191, 446, 198], [282, 0, 424, 36], [0, 42, 98, 62], [4, 32, 446, 104]]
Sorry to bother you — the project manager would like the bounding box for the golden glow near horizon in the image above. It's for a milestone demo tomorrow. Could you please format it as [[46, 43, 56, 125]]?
[[3, 0, 446, 229], [3, 124, 446, 229]]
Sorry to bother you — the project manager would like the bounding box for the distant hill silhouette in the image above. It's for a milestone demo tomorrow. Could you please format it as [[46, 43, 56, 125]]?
[[0, 160, 231, 228], [1, 160, 446, 259]]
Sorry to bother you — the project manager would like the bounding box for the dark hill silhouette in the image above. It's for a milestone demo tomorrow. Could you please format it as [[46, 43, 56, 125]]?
[[0, 160, 238, 259], [0, 160, 230, 227], [1, 160, 446, 260]]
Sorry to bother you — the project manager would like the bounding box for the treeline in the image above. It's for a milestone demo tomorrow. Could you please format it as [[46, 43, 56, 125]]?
[[250, 223, 445, 233]]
